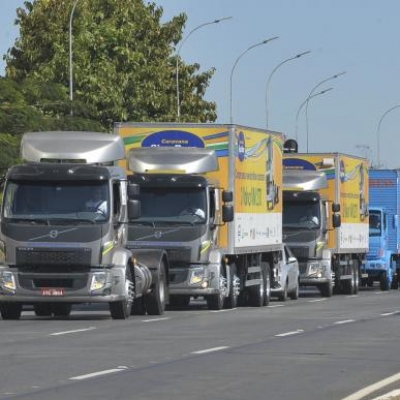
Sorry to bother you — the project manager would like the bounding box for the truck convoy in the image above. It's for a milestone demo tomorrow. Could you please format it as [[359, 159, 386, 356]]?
[[364, 169, 400, 290], [0, 131, 168, 320], [282, 149, 369, 296], [115, 122, 285, 310]]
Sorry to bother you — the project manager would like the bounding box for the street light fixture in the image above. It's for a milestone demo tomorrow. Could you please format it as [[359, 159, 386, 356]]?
[[295, 87, 333, 142], [69, 0, 81, 116], [265, 50, 311, 128], [376, 104, 400, 168], [305, 71, 346, 152], [175, 17, 232, 120], [230, 36, 279, 124]]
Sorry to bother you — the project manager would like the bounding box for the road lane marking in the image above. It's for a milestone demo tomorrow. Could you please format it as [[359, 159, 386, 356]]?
[[371, 389, 400, 399], [308, 299, 327, 303], [334, 319, 355, 325], [191, 346, 229, 355], [141, 317, 170, 322], [275, 329, 304, 337], [49, 327, 96, 336], [70, 367, 128, 381], [381, 311, 399, 316], [211, 309, 237, 313], [267, 304, 285, 308], [341, 371, 400, 400]]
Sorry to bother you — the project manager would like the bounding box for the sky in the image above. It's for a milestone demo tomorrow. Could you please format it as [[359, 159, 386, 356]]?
[[1, 0, 400, 167]]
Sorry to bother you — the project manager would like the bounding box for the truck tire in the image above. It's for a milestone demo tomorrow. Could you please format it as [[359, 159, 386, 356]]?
[[262, 262, 271, 306], [34, 303, 53, 317], [380, 271, 390, 291], [319, 282, 333, 297], [131, 298, 146, 315], [169, 295, 191, 308], [224, 263, 239, 309], [391, 271, 399, 290], [146, 262, 167, 315], [0, 303, 22, 320], [109, 265, 134, 320], [53, 303, 72, 317], [248, 265, 265, 307], [206, 264, 226, 310]]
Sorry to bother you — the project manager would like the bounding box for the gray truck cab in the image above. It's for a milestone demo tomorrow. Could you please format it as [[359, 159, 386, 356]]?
[[0, 131, 143, 319]]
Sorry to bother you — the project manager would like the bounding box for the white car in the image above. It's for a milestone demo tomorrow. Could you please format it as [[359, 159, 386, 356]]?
[[271, 244, 300, 301]]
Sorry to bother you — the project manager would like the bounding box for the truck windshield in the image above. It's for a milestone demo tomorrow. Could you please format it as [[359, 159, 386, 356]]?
[[283, 202, 320, 228], [369, 212, 381, 237], [137, 187, 206, 224], [2, 181, 109, 222]]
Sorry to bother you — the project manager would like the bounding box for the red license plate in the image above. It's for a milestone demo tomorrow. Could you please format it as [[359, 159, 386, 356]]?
[[41, 288, 65, 296]]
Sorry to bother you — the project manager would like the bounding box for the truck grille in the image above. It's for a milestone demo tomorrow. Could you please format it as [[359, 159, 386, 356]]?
[[289, 246, 309, 260], [18, 273, 89, 290], [16, 247, 91, 268]]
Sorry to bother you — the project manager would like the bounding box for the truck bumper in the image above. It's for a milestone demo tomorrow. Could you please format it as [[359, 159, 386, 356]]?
[[0, 267, 128, 304], [299, 277, 331, 287], [168, 264, 224, 297]]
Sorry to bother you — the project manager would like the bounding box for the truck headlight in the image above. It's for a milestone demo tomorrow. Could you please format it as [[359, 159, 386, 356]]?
[[309, 263, 326, 278], [1, 271, 16, 291], [189, 269, 206, 285], [90, 272, 107, 291]]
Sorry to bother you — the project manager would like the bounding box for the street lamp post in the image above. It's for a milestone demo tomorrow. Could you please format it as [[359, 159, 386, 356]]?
[[69, 0, 81, 115], [175, 17, 232, 120], [377, 104, 400, 168], [295, 87, 333, 142], [230, 36, 279, 124], [265, 50, 311, 128], [305, 71, 346, 152]]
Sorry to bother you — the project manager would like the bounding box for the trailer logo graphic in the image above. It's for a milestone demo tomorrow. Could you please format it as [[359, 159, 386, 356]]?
[[237, 131, 245, 162], [141, 130, 205, 148]]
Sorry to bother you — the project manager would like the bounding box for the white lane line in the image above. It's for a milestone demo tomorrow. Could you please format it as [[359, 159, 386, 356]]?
[[308, 299, 327, 303], [381, 311, 399, 316], [211, 309, 237, 313], [70, 366, 128, 381], [49, 327, 96, 336], [191, 346, 229, 355], [275, 329, 304, 337], [141, 317, 170, 323], [334, 319, 355, 325], [341, 372, 400, 400], [371, 389, 400, 399], [268, 304, 285, 308]]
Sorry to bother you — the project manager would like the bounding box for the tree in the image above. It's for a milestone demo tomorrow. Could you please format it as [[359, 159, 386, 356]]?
[[5, 0, 217, 129]]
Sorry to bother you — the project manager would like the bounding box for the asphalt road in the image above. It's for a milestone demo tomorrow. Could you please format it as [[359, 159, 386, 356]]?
[[0, 287, 399, 400]]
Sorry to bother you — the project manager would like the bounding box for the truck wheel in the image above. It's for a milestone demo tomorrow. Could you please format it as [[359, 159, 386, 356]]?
[[319, 282, 333, 297], [224, 263, 239, 309], [34, 303, 53, 317], [391, 272, 399, 290], [109, 265, 134, 320], [131, 298, 146, 315], [380, 272, 390, 291], [248, 265, 265, 307], [0, 303, 22, 320], [353, 261, 360, 295], [207, 265, 226, 310], [262, 262, 271, 306], [53, 304, 72, 317], [146, 262, 167, 315]]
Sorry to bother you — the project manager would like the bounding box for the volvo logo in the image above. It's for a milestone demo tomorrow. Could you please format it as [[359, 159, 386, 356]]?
[[154, 231, 162, 239], [49, 230, 59, 239]]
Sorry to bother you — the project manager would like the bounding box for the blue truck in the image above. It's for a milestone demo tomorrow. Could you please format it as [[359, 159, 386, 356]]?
[[363, 169, 400, 290]]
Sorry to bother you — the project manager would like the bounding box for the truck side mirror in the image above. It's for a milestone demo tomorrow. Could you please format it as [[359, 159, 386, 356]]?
[[222, 190, 233, 203], [332, 203, 340, 213], [127, 183, 140, 197], [128, 199, 141, 220], [222, 204, 234, 222], [333, 213, 341, 228]]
